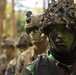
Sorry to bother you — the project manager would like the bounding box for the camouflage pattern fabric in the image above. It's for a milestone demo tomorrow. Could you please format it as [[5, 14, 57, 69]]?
[[5, 57, 18, 75], [0, 37, 16, 75], [0, 54, 8, 75], [15, 46, 39, 75], [1, 37, 15, 48], [15, 43, 49, 75], [20, 52, 76, 75]]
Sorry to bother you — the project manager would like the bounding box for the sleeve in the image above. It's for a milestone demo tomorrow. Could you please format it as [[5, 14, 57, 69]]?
[[20, 67, 32, 75], [0, 55, 7, 75], [15, 55, 24, 75], [20, 61, 36, 75], [5, 62, 15, 75]]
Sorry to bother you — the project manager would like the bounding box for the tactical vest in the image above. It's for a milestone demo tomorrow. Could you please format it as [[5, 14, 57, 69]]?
[[27, 53, 76, 75]]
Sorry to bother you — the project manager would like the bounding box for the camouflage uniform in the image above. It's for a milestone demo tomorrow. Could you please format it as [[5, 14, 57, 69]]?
[[15, 45, 49, 75], [0, 37, 15, 75], [0, 54, 7, 75], [5, 33, 32, 75], [15, 46, 38, 75], [5, 57, 18, 75], [15, 11, 50, 75]]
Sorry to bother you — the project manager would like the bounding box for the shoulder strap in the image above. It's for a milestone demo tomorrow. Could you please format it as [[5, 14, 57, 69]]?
[[48, 57, 60, 75], [34, 55, 60, 75]]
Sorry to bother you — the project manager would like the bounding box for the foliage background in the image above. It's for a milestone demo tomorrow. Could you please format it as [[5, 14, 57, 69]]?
[[5, 0, 43, 36]]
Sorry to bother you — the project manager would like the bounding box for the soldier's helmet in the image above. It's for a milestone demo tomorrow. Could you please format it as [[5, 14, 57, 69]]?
[[24, 11, 43, 34], [15, 33, 32, 48], [1, 37, 15, 48], [39, 0, 76, 65], [40, 0, 76, 52], [40, 0, 76, 32]]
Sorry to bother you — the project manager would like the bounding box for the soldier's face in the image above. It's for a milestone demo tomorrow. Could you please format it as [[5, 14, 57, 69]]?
[[48, 24, 75, 52], [26, 26, 45, 44], [29, 30, 45, 44], [3, 46, 14, 56]]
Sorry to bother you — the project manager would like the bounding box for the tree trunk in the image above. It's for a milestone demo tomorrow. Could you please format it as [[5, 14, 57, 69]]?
[[0, 0, 6, 54], [11, 0, 17, 39], [43, 0, 45, 14]]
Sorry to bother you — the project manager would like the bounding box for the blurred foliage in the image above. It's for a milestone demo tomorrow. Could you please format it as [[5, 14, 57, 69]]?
[[5, 2, 12, 37], [4, 0, 43, 37], [16, 11, 26, 35], [32, 8, 43, 14]]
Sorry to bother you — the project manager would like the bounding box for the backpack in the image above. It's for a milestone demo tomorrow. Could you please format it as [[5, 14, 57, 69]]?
[[34, 54, 60, 75]]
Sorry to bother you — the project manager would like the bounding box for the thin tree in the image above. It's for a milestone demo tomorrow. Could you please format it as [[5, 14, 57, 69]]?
[[0, 0, 6, 54], [43, 0, 45, 14], [11, 0, 17, 39]]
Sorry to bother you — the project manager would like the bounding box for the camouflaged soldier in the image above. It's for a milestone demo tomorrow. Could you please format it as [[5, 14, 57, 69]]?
[[5, 33, 32, 75], [0, 37, 16, 75], [20, 0, 76, 75], [15, 11, 50, 75]]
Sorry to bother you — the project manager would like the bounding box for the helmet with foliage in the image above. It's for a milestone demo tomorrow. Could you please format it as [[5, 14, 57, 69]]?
[[15, 33, 32, 48], [40, 0, 76, 49], [40, 0, 76, 34], [39, 0, 76, 65], [1, 37, 15, 48], [40, 0, 76, 65]]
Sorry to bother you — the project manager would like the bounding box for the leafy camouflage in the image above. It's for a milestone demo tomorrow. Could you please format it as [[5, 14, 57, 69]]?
[[40, 0, 76, 33]]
